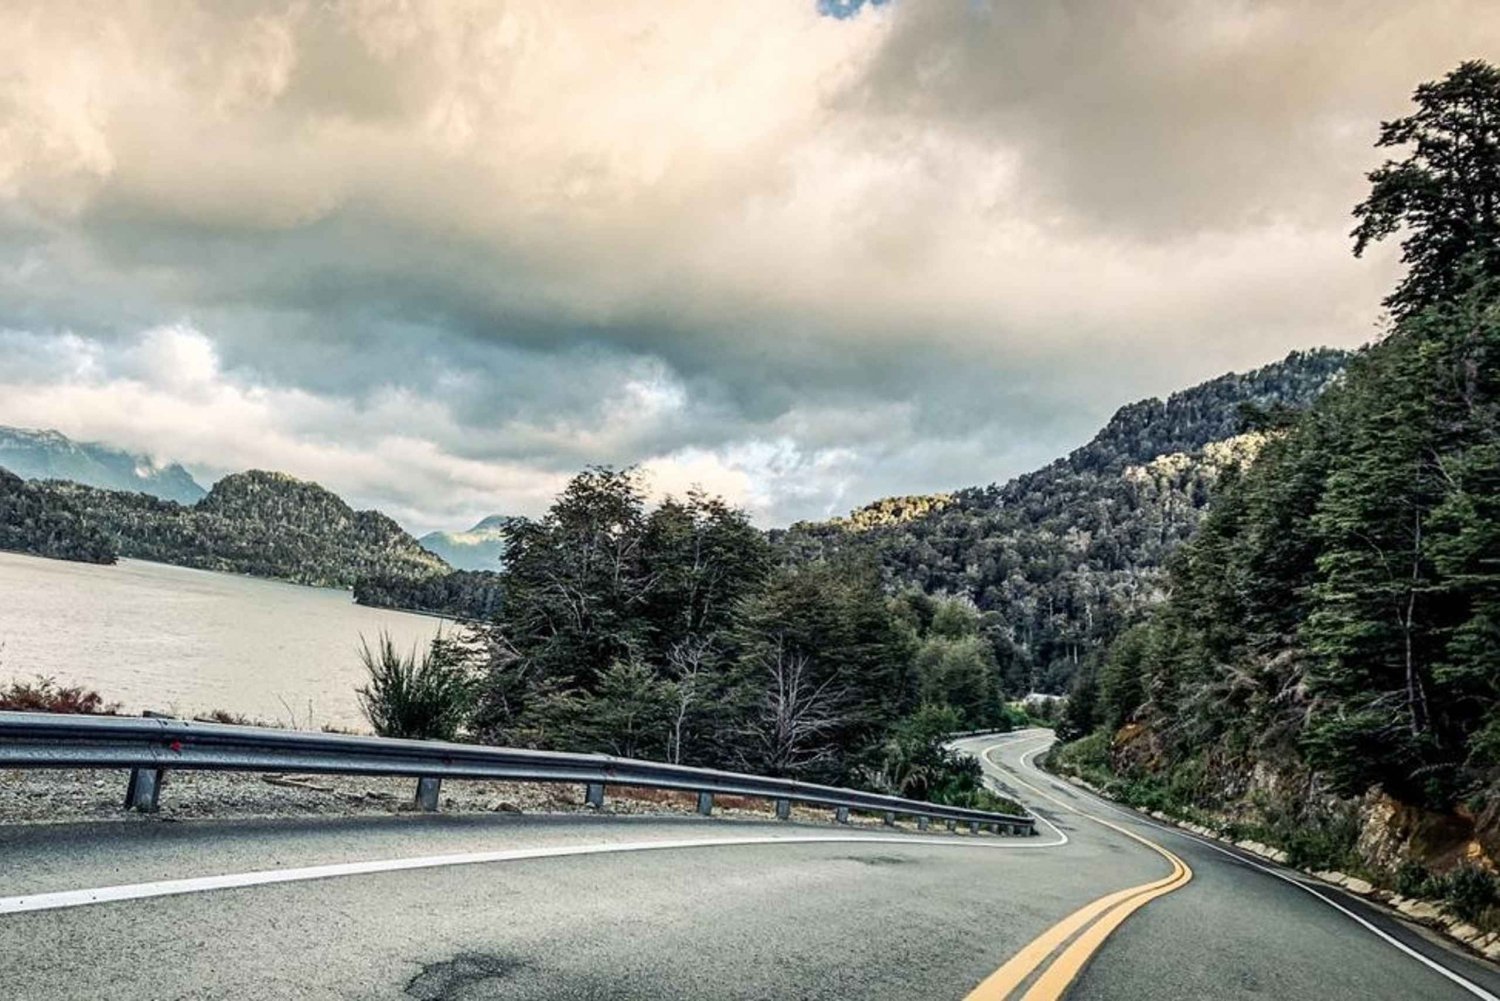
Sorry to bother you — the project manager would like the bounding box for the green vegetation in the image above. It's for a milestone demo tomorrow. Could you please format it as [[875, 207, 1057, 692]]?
[[0, 468, 447, 588], [774, 350, 1348, 695], [0, 468, 117, 564], [353, 570, 504, 620], [1057, 62, 1500, 890], [380, 469, 1014, 805], [356, 632, 475, 741]]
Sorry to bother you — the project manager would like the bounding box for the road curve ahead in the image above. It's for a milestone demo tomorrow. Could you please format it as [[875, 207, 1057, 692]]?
[[955, 730, 1500, 1001], [2, 731, 1498, 1000]]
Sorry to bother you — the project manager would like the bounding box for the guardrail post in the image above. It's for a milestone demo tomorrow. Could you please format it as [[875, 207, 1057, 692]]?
[[124, 767, 162, 813], [774, 797, 791, 820], [415, 776, 442, 812], [917, 816, 930, 831], [697, 792, 714, 816], [585, 782, 605, 809], [969, 821, 980, 834], [946, 819, 957, 832], [882, 811, 896, 827], [834, 806, 850, 824]]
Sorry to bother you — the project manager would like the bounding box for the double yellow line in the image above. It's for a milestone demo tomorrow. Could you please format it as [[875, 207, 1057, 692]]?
[[964, 741, 1193, 1001]]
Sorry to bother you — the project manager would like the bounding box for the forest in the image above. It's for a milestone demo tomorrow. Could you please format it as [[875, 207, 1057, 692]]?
[[0, 469, 446, 588], [774, 347, 1349, 695], [358, 474, 1020, 809], [1055, 62, 1500, 884]]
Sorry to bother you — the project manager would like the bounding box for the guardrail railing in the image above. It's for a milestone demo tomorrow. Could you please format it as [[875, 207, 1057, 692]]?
[[0, 712, 1035, 835]]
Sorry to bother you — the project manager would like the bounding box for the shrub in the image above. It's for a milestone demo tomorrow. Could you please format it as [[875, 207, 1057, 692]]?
[[0, 676, 119, 715], [1435, 865, 1498, 924], [192, 709, 281, 727], [356, 632, 474, 740], [1395, 861, 1434, 898]]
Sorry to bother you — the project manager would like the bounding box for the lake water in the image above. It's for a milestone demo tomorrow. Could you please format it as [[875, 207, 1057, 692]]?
[[0, 551, 448, 730]]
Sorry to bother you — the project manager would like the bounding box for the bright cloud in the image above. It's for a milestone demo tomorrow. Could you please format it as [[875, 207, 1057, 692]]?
[[0, 1, 1495, 531]]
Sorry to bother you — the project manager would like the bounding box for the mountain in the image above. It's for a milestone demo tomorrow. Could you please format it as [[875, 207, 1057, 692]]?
[[0, 426, 205, 503], [418, 515, 508, 571], [2, 469, 447, 588], [774, 347, 1352, 694]]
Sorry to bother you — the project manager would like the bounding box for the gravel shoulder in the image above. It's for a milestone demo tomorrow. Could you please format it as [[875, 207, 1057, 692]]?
[[0, 767, 898, 829]]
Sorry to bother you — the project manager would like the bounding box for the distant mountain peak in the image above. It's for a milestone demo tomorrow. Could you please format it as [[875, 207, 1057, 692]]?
[[419, 514, 508, 572], [0, 425, 206, 504]]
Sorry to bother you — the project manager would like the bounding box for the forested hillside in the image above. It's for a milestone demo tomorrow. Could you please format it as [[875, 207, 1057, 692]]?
[[0, 469, 447, 588], [0, 469, 117, 564], [775, 348, 1349, 693], [1055, 61, 1500, 906], [353, 569, 504, 620]]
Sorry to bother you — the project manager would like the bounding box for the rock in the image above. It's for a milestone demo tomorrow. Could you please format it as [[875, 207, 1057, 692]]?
[[1342, 877, 1374, 895], [1450, 922, 1483, 944], [489, 800, 521, 813]]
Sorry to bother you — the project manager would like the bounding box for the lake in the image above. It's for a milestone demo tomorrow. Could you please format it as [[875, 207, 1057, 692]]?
[[0, 551, 448, 730]]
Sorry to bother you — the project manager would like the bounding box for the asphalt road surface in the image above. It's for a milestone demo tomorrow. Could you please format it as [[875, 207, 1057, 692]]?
[[3, 730, 1498, 999]]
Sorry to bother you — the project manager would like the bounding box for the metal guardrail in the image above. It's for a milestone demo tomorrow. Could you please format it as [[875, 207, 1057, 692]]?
[[0, 712, 1035, 835]]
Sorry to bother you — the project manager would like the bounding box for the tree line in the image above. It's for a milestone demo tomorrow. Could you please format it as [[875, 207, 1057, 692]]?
[[773, 348, 1349, 696], [360, 471, 1024, 808], [1060, 62, 1500, 833]]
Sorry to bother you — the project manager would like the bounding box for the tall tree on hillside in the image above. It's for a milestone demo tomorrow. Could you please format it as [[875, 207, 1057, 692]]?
[[1353, 60, 1500, 320]]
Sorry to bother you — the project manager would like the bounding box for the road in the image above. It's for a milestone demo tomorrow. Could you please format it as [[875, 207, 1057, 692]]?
[[1, 730, 1497, 999]]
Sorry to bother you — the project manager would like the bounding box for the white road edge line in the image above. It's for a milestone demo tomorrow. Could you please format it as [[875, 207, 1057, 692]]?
[[1001, 736, 1500, 1001], [952, 731, 1071, 849], [2, 829, 1059, 916]]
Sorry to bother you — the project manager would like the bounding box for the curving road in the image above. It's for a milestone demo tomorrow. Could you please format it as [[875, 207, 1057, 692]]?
[[957, 730, 1500, 1000], [1, 730, 1497, 999]]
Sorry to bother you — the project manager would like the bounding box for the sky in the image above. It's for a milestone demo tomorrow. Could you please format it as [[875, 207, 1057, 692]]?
[[1, 1, 1496, 535]]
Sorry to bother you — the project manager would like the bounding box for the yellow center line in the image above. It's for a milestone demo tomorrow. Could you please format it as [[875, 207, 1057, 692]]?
[[962, 738, 1194, 1001], [961, 865, 1182, 1000], [1020, 861, 1191, 1000]]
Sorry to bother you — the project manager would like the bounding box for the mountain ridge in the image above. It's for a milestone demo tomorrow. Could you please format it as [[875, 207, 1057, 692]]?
[[774, 347, 1352, 693], [0, 425, 206, 504], [418, 515, 508, 572]]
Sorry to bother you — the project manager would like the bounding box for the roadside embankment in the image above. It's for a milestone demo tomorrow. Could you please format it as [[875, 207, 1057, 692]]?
[[1045, 754, 1500, 965]]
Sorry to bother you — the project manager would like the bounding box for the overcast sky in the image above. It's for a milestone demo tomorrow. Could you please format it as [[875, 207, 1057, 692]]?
[[1, 1, 1495, 534]]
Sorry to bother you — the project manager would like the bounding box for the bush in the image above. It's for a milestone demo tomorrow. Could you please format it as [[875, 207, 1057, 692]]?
[[1050, 731, 1114, 788], [356, 632, 474, 740], [1435, 865, 1498, 924], [0, 676, 119, 715], [1395, 861, 1434, 898]]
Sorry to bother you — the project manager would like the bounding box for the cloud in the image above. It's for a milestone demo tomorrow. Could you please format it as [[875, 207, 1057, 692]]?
[[0, 1, 1493, 531]]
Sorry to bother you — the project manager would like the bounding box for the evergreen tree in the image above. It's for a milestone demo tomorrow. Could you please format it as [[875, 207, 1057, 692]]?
[[1353, 60, 1500, 320]]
